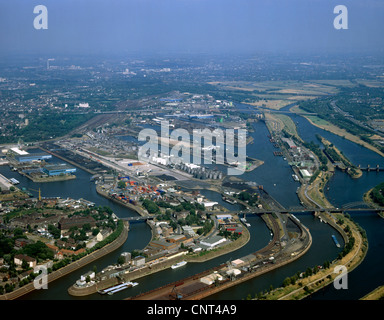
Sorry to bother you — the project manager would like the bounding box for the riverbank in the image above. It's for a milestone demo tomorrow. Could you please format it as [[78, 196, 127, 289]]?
[[67, 220, 251, 297], [319, 136, 362, 179], [262, 212, 368, 300], [290, 105, 384, 158], [361, 285, 384, 300], [363, 188, 384, 218], [0, 220, 129, 300]]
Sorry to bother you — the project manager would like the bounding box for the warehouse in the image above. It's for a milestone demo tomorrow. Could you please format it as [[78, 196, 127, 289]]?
[[42, 164, 76, 176], [16, 153, 52, 163], [199, 235, 227, 249]]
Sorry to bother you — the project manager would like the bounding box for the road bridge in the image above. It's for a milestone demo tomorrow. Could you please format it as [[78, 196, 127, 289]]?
[[212, 206, 383, 218]]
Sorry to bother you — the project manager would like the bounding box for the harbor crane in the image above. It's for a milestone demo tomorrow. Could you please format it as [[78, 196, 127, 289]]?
[[169, 285, 183, 300], [29, 188, 42, 201]]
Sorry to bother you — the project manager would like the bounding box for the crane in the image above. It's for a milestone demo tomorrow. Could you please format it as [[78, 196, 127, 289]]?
[[28, 188, 42, 201], [169, 285, 183, 300]]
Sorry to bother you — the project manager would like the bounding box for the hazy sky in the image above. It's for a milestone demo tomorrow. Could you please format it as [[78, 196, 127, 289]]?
[[0, 0, 383, 56]]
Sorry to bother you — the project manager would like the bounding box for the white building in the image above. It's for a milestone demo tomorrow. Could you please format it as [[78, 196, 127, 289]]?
[[200, 272, 223, 285], [200, 236, 226, 249]]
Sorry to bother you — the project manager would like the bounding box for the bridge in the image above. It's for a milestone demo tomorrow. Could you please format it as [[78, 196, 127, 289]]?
[[358, 164, 384, 172], [119, 202, 383, 223], [212, 203, 383, 218], [120, 216, 154, 222]]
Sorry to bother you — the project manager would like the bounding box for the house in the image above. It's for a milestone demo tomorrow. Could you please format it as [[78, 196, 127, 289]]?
[[58, 216, 96, 232], [96, 230, 111, 242], [45, 243, 59, 253], [14, 254, 36, 268], [18, 270, 33, 281], [14, 238, 34, 249], [132, 256, 145, 267]]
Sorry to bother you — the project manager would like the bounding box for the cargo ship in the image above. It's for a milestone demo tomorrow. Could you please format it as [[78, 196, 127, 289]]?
[[98, 281, 138, 295], [171, 261, 187, 269], [332, 235, 341, 248]]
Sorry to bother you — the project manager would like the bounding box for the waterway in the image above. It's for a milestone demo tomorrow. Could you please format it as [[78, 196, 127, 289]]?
[[1, 102, 383, 300]]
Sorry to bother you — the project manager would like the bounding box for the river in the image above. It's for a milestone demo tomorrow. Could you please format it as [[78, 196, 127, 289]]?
[[1, 102, 383, 300]]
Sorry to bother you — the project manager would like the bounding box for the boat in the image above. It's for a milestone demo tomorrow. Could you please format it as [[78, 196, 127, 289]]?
[[9, 178, 20, 185], [332, 235, 341, 248], [171, 261, 187, 269], [98, 282, 138, 295], [292, 174, 299, 182], [222, 196, 237, 205]]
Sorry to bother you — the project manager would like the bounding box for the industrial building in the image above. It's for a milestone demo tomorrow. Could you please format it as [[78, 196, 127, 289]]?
[[42, 164, 76, 176]]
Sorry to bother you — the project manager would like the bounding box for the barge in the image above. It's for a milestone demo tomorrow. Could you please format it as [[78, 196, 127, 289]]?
[[98, 281, 138, 295]]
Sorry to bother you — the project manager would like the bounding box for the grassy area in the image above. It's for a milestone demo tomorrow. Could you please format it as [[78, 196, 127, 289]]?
[[361, 285, 384, 300], [319, 136, 362, 179], [291, 105, 384, 158], [305, 115, 331, 126], [247, 99, 293, 110], [264, 112, 302, 141], [306, 171, 334, 209]]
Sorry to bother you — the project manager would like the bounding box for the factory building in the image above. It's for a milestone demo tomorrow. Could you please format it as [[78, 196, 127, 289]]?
[[42, 164, 76, 176]]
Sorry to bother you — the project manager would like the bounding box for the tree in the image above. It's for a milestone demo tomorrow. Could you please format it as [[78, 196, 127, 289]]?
[[117, 255, 125, 265], [48, 224, 61, 239], [283, 277, 291, 287], [22, 259, 29, 270]]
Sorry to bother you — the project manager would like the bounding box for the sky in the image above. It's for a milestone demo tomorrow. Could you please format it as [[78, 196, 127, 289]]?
[[0, 0, 383, 57]]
